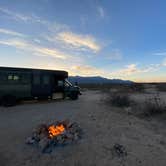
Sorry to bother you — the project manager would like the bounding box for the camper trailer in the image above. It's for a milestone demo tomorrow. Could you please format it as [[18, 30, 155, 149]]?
[[0, 67, 80, 106]]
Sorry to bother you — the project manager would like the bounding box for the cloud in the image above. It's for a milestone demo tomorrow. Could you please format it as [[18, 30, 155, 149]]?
[[110, 63, 162, 78], [0, 7, 103, 55], [0, 7, 32, 22], [153, 52, 166, 56], [33, 38, 41, 43], [97, 6, 105, 18], [113, 64, 138, 76], [0, 28, 25, 37], [0, 38, 70, 60], [34, 47, 67, 59], [0, 39, 28, 48], [70, 65, 104, 76], [162, 58, 166, 66], [0, 7, 69, 33], [57, 31, 101, 53]]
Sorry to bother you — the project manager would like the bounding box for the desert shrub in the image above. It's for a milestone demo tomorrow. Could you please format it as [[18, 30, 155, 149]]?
[[143, 96, 166, 116], [157, 83, 166, 92], [130, 83, 145, 92], [109, 93, 131, 107], [79, 83, 133, 92]]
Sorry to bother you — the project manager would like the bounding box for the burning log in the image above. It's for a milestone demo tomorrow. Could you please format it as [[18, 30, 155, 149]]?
[[26, 120, 82, 153]]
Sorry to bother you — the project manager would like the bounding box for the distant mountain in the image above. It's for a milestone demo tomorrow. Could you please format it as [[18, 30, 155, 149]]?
[[68, 76, 133, 85]]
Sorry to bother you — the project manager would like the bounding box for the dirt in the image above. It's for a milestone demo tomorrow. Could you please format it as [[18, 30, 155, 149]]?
[[0, 90, 166, 166]]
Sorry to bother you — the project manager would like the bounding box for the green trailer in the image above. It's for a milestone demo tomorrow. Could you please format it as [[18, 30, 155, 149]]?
[[0, 66, 80, 106]]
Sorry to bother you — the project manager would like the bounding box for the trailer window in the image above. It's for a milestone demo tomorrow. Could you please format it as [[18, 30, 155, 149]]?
[[58, 80, 63, 87], [8, 75, 13, 80], [13, 75, 19, 80], [6, 74, 20, 83]]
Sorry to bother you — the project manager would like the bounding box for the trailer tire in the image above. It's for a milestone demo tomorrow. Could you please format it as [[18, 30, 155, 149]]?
[[1, 95, 16, 107]]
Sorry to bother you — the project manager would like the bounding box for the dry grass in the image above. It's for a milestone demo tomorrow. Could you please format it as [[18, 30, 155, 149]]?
[[157, 83, 166, 92], [79, 83, 132, 91], [107, 93, 131, 107], [104, 89, 166, 119], [130, 83, 145, 92], [143, 96, 166, 117]]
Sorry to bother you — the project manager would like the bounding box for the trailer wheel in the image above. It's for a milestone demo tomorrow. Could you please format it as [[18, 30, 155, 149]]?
[[1, 95, 16, 107]]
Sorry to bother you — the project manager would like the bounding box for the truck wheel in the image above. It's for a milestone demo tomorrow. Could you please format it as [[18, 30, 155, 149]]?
[[2, 95, 17, 107], [70, 92, 78, 100]]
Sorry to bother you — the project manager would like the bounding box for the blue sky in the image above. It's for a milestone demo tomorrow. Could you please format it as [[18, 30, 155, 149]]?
[[0, 0, 166, 82]]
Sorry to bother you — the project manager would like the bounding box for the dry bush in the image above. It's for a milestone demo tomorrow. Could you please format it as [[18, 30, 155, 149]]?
[[143, 96, 166, 116], [157, 83, 166, 92], [108, 93, 131, 107], [130, 83, 145, 92], [79, 83, 132, 92]]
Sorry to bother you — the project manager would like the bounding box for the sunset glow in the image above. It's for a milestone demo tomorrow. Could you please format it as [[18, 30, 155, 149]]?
[[0, 0, 166, 82]]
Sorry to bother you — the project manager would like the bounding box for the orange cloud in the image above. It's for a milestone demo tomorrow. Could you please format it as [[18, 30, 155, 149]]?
[[57, 31, 101, 52]]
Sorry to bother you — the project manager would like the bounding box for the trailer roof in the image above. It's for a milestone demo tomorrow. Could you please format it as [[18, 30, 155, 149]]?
[[0, 66, 68, 78]]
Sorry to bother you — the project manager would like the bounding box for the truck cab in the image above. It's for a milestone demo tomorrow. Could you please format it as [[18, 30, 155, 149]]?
[[64, 79, 80, 100], [51, 79, 80, 100]]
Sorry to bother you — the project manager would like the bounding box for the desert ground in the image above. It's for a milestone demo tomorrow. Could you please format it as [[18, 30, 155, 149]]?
[[0, 84, 166, 166]]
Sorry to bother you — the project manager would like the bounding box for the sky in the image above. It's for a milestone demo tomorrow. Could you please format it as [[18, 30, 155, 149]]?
[[0, 0, 166, 82]]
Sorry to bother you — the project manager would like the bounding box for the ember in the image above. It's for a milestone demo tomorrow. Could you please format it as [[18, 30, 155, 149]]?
[[48, 124, 65, 138], [26, 120, 82, 153]]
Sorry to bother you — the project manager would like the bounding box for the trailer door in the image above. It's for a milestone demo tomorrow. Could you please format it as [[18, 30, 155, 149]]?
[[31, 72, 52, 97], [41, 74, 52, 96]]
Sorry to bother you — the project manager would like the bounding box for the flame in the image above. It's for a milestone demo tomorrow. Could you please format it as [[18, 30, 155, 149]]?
[[48, 124, 65, 138]]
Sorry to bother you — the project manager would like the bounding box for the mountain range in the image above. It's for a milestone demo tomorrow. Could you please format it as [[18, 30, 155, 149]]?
[[68, 76, 133, 84]]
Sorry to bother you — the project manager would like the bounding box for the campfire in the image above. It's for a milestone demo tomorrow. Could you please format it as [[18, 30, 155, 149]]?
[[48, 124, 65, 138], [26, 120, 82, 153]]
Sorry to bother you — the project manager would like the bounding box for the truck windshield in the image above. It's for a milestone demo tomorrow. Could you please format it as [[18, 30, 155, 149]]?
[[65, 79, 73, 87]]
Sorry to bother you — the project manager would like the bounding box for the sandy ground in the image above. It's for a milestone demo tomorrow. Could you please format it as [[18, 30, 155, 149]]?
[[0, 90, 166, 166]]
